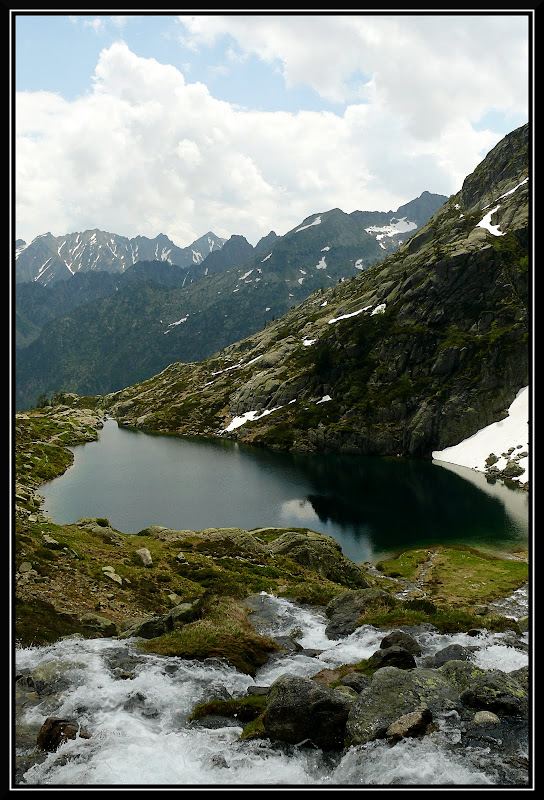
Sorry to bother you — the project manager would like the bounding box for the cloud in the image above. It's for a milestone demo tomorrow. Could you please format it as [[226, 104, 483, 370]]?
[[177, 14, 529, 134], [16, 33, 526, 249]]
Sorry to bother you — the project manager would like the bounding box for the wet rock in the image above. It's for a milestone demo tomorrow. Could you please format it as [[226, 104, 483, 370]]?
[[473, 710, 501, 725], [37, 717, 90, 752], [369, 646, 417, 670], [459, 670, 528, 716], [193, 715, 243, 730], [385, 706, 434, 742], [345, 666, 461, 747], [509, 665, 529, 689], [246, 686, 269, 696], [379, 630, 422, 656], [421, 643, 477, 667], [273, 636, 304, 652], [263, 673, 354, 750]]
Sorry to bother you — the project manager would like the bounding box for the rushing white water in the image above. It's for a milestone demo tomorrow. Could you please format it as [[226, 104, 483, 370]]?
[[15, 594, 529, 787]]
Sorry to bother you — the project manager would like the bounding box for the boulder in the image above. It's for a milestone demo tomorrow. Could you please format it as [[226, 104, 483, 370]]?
[[118, 615, 169, 640], [473, 710, 501, 725], [369, 646, 417, 670], [421, 643, 476, 667], [163, 600, 201, 629], [263, 673, 354, 750], [135, 547, 153, 567], [385, 706, 434, 742], [37, 717, 90, 752], [79, 613, 118, 637], [379, 630, 422, 656], [41, 535, 63, 550], [340, 672, 371, 693], [325, 588, 395, 639], [345, 666, 461, 747], [459, 670, 528, 717]]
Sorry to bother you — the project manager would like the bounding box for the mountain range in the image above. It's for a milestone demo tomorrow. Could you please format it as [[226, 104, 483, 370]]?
[[15, 192, 447, 410], [15, 229, 226, 285], [100, 123, 529, 460]]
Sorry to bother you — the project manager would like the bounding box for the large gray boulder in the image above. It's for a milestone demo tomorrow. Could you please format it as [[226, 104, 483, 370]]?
[[421, 643, 476, 668], [263, 674, 354, 750], [345, 666, 460, 747], [459, 670, 529, 717], [379, 630, 422, 656], [369, 645, 417, 670]]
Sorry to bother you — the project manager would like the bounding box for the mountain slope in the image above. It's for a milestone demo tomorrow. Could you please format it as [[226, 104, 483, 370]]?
[[103, 123, 529, 460], [15, 193, 446, 410]]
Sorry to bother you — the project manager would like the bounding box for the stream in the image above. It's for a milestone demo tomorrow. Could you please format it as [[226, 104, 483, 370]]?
[[15, 592, 530, 787]]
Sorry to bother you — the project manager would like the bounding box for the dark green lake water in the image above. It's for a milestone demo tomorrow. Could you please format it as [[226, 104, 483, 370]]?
[[40, 418, 529, 564]]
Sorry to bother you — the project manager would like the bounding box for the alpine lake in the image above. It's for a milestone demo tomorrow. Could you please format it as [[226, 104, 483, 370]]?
[[40, 417, 528, 565]]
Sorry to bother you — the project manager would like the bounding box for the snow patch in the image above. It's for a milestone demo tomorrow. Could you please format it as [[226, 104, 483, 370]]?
[[222, 399, 297, 432], [476, 206, 506, 237], [296, 216, 321, 232], [433, 387, 529, 482], [365, 217, 417, 238], [328, 306, 373, 324]]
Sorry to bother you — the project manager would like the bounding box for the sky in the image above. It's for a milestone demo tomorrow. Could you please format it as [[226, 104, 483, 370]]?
[[13, 11, 531, 248]]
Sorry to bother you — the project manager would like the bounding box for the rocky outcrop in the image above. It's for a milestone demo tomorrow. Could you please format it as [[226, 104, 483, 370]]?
[[267, 530, 370, 587]]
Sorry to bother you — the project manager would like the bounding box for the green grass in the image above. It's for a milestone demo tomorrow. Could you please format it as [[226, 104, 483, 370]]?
[[141, 596, 280, 675]]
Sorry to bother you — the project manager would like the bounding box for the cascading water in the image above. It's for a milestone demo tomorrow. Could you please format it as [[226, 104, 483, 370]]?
[[14, 593, 530, 787]]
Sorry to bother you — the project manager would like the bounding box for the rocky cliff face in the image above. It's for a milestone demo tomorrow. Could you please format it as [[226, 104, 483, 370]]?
[[104, 124, 529, 459]]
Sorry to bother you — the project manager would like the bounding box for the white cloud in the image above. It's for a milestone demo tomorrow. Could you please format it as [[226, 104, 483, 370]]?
[[16, 23, 528, 248], [177, 14, 528, 132]]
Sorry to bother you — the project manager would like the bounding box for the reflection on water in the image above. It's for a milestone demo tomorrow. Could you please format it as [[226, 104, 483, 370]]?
[[280, 498, 321, 523], [40, 419, 528, 564]]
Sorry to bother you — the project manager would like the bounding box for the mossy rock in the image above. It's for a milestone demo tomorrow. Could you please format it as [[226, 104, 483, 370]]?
[[140, 596, 280, 675]]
